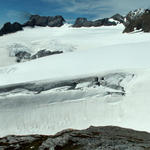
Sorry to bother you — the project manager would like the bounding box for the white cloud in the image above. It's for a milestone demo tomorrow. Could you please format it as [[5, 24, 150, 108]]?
[[41, 0, 150, 18]]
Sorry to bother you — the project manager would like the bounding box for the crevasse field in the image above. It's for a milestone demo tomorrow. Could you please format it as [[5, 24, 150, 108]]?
[[0, 24, 150, 137]]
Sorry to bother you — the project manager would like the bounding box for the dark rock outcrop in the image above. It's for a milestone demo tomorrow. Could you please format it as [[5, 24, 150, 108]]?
[[15, 51, 31, 62], [22, 18, 36, 28], [0, 22, 23, 36], [73, 17, 117, 27], [111, 13, 124, 23], [0, 15, 65, 36], [1, 126, 150, 150], [31, 49, 63, 60], [22, 15, 65, 27], [13, 49, 63, 62], [123, 9, 150, 33]]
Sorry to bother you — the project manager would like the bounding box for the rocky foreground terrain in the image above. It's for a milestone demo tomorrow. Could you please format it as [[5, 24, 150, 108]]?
[[1, 126, 150, 150]]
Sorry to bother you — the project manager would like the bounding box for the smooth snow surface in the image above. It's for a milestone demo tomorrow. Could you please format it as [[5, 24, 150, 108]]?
[[0, 24, 150, 137]]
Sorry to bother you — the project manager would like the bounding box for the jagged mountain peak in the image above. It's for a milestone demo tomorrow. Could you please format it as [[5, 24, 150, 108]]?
[[123, 8, 150, 33], [128, 8, 145, 19]]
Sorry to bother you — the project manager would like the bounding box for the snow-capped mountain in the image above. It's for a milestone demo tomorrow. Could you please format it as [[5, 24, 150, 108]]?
[[126, 8, 145, 20], [123, 8, 150, 33]]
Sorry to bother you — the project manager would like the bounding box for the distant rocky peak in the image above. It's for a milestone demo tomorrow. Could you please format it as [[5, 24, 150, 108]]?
[[111, 13, 124, 23], [23, 15, 65, 27], [127, 8, 145, 20], [123, 8, 150, 33]]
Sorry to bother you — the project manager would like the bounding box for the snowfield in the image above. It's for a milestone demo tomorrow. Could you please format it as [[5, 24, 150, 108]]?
[[0, 24, 150, 137]]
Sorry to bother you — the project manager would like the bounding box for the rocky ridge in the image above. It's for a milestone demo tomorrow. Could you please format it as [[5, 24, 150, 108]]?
[[72, 14, 124, 28], [22, 15, 65, 27], [72, 17, 117, 28], [0, 15, 65, 36], [0, 22, 23, 36], [123, 8, 150, 33], [0, 13, 123, 36], [1, 126, 150, 150], [0, 9, 150, 36]]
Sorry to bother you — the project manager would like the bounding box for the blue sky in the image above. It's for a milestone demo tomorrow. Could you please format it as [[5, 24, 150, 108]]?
[[0, 0, 150, 25]]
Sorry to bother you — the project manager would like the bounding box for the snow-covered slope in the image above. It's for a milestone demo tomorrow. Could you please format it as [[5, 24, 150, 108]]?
[[0, 24, 150, 137], [1, 23, 150, 67]]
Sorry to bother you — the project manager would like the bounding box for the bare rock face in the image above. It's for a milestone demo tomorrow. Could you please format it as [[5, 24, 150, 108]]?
[[31, 49, 63, 60], [73, 17, 117, 27], [22, 15, 65, 27], [111, 13, 124, 23], [0, 15, 65, 36], [1, 126, 150, 150], [123, 9, 150, 33], [0, 22, 23, 36]]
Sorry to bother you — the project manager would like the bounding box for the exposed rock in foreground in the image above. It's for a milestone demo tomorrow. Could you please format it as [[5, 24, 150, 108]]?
[[1, 126, 150, 150], [123, 9, 150, 33]]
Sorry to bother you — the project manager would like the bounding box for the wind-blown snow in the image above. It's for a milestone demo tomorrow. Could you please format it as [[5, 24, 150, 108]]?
[[0, 24, 150, 137]]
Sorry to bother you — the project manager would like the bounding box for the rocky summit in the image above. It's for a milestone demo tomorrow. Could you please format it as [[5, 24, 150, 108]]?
[[0, 22, 23, 36], [111, 13, 124, 23], [22, 15, 65, 27], [123, 9, 150, 33], [0, 126, 150, 150]]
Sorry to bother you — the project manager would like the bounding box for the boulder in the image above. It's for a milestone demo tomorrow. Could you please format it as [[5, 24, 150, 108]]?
[[1, 126, 150, 149], [0, 22, 23, 36]]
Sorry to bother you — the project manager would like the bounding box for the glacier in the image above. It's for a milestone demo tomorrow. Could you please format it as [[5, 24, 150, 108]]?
[[0, 23, 150, 137]]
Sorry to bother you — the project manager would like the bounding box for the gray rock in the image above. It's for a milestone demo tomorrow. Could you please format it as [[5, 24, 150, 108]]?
[[1, 126, 150, 150]]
